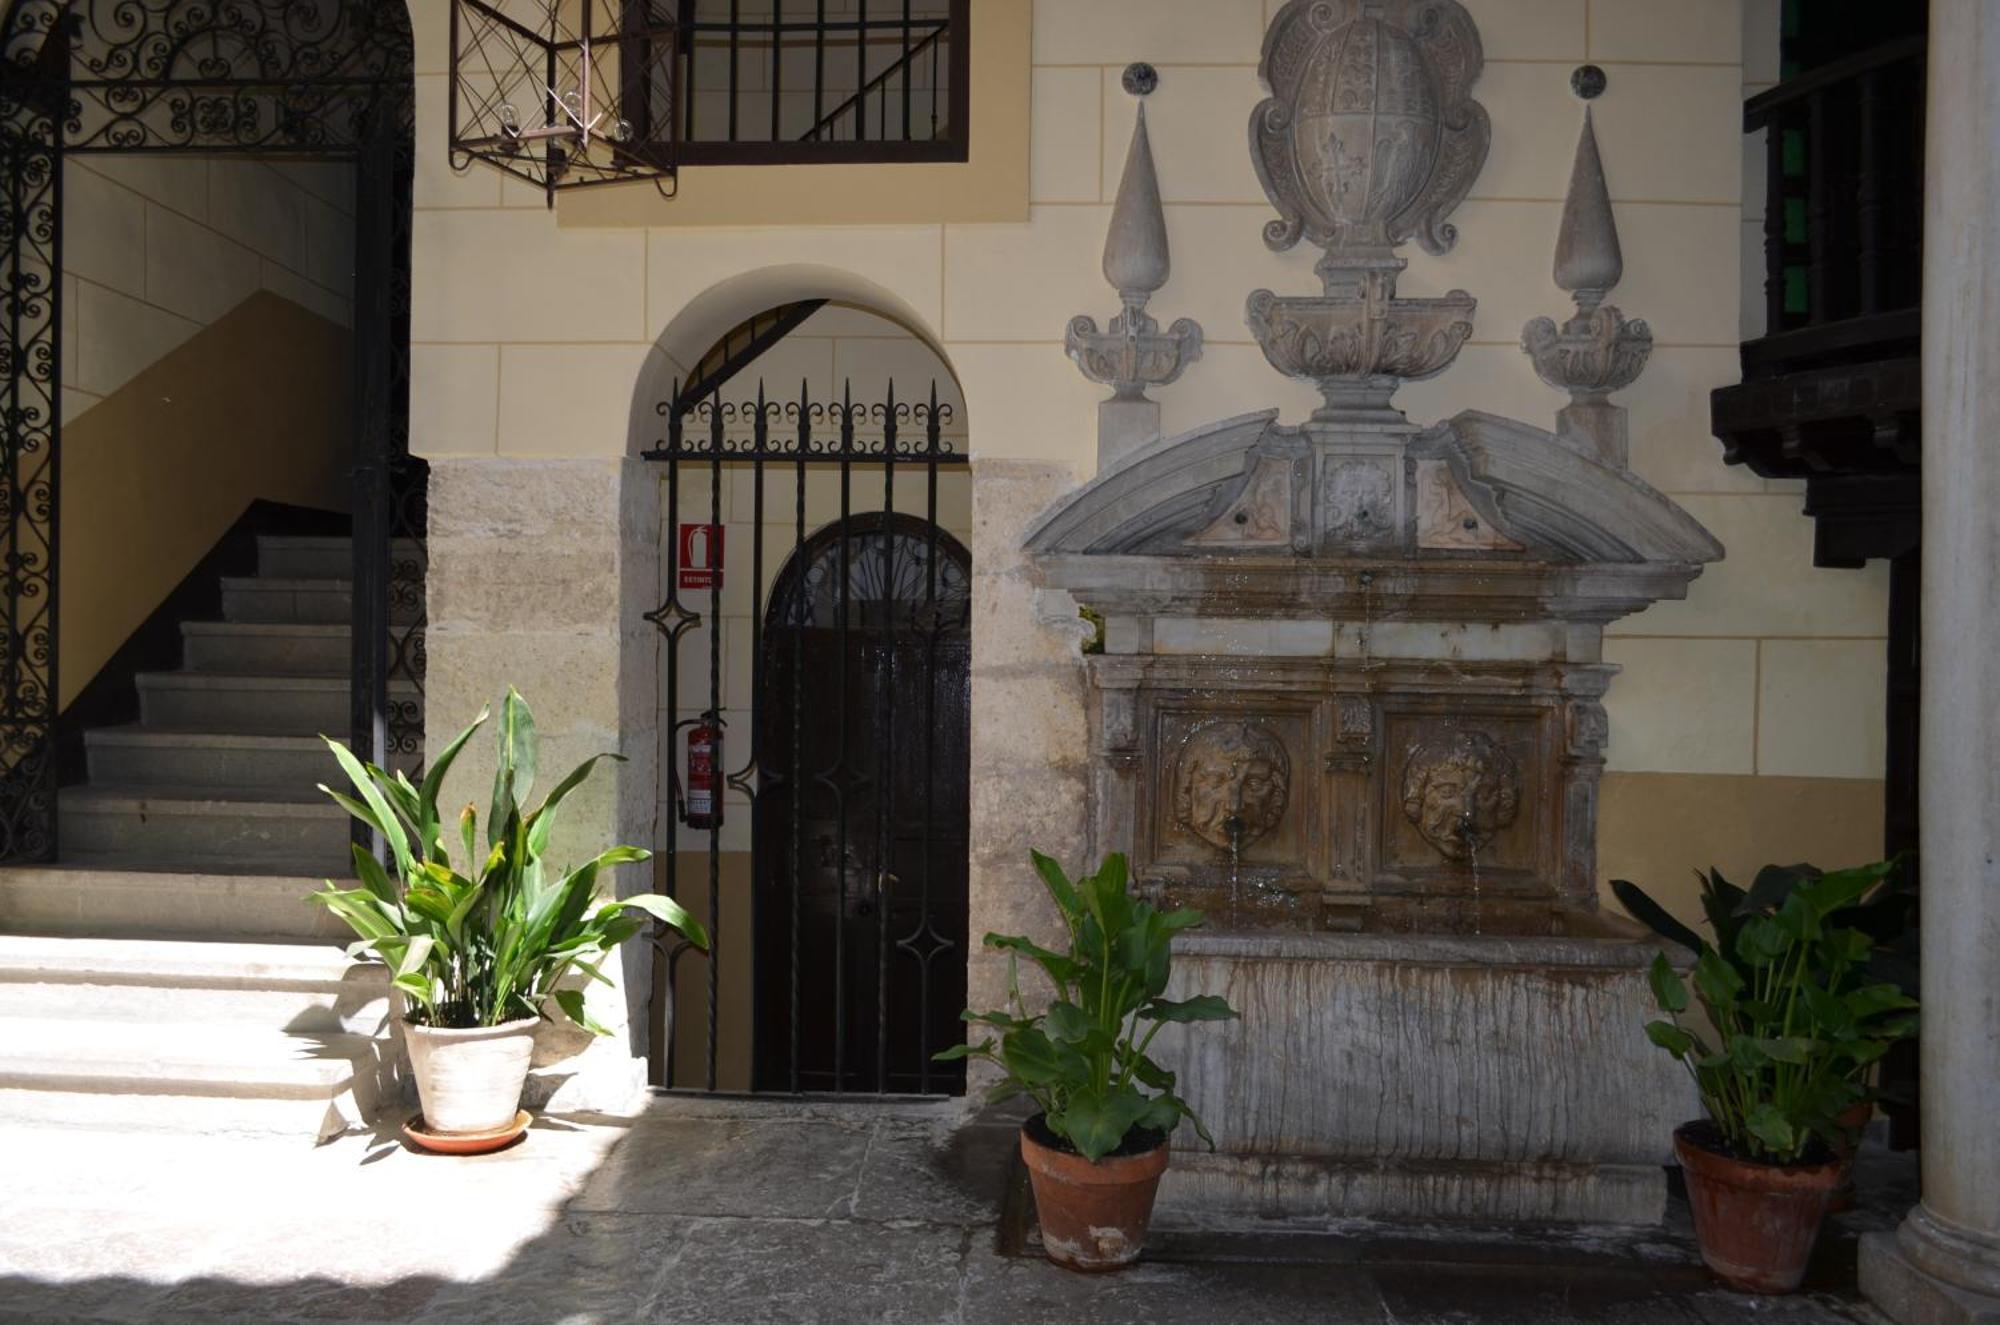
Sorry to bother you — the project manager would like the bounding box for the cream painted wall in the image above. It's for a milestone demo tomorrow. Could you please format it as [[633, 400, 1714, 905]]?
[[408, 0, 1891, 916], [62, 154, 355, 426]]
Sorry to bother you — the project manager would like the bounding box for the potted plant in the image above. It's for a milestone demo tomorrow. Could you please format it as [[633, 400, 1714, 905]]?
[[937, 850, 1236, 1272], [1617, 861, 1918, 1293], [311, 689, 708, 1147]]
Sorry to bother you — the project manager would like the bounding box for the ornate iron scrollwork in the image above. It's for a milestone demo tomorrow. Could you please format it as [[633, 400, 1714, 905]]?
[[0, 0, 418, 860]]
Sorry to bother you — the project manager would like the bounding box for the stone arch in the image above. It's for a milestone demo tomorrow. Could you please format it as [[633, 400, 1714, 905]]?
[[629, 264, 958, 455]]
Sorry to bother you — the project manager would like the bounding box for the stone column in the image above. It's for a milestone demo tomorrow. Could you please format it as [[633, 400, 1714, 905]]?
[[1860, 4, 2000, 1320], [425, 456, 662, 1117], [963, 461, 1091, 1038]]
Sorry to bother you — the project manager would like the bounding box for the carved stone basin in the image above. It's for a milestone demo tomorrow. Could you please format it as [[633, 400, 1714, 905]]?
[[1246, 284, 1476, 420]]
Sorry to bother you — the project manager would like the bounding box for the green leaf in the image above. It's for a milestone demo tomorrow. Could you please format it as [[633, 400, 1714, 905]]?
[[1748, 1036, 1817, 1065], [931, 1041, 990, 1063], [417, 707, 488, 861], [1745, 1103, 1800, 1159], [984, 933, 1082, 989], [1029, 850, 1084, 929], [1739, 863, 1818, 917], [1645, 1020, 1696, 1058], [998, 1027, 1068, 1086], [488, 688, 539, 847], [1648, 952, 1690, 1013], [320, 738, 412, 877], [553, 988, 611, 1036], [1051, 1085, 1152, 1163], [1044, 1000, 1097, 1045], [1693, 950, 1743, 1010], [1734, 916, 1792, 967], [1139, 994, 1237, 1023], [1612, 879, 1707, 956], [526, 752, 625, 859], [607, 887, 708, 951]]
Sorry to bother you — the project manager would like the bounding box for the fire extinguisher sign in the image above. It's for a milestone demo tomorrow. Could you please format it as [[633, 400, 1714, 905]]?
[[678, 523, 724, 591]]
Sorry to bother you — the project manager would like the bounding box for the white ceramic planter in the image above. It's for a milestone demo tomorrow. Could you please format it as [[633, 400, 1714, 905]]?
[[401, 1016, 538, 1135]]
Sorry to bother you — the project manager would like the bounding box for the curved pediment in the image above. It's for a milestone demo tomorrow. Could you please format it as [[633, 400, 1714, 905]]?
[[1024, 409, 1722, 569]]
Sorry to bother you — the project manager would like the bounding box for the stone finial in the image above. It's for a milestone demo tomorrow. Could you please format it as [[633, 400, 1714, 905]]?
[[1552, 108, 1624, 308], [1066, 101, 1204, 469], [1522, 109, 1653, 468]]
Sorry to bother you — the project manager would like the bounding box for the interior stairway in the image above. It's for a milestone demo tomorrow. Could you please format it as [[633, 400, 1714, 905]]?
[[0, 534, 420, 1141]]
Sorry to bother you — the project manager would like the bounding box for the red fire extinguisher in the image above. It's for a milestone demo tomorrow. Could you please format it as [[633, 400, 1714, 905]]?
[[675, 712, 726, 830]]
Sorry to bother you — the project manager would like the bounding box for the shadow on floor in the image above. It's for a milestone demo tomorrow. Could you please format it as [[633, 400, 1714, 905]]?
[[0, 1098, 1914, 1324]]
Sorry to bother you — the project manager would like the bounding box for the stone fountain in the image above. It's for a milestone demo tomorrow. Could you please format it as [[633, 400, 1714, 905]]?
[[1026, 0, 1721, 1227]]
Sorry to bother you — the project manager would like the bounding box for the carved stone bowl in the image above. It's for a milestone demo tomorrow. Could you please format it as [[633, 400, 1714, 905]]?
[[1246, 287, 1477, 419]]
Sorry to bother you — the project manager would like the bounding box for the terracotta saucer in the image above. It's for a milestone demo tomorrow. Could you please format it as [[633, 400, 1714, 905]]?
[[402, 1109, 532, 1155]]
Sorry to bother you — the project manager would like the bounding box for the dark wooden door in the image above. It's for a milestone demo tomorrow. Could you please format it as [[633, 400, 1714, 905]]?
[[754, 516, 970, 1095]]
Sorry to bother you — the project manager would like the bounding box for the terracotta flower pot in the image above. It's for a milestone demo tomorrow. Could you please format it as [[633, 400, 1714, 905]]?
[[1828, 1101, 1874, 1213], [1675, 1121, 1843, 1294], [401, 1016, 538, 1136], [1020, 1115, 1170, 1272]]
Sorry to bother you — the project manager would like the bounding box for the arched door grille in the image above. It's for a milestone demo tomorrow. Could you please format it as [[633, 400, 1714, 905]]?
[[643, 379, 972, 1097]]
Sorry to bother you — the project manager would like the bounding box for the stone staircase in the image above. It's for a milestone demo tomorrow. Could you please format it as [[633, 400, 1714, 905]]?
[[0, 534, 421, 1141]]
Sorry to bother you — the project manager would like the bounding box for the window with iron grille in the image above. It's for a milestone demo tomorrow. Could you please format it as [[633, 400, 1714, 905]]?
[[674, 0, 970, 165]]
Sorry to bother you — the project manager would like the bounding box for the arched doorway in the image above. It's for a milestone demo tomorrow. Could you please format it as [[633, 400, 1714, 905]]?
[[753, 512, 971, 1095]]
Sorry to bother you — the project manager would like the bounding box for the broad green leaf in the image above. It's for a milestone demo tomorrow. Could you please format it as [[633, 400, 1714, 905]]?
[[1030, 850, 1084, 929], [1739, 863, 1818, 917], [553, 988, 611, 1036], [1748, 1036, 1817, 1065], [1745, 1103, 1799, 1159], [984, 933, 1082, 989], [1692, 950, 1743, 1009], [417, 708, 488, 859], [1647, 953, 1690, 1013], [931, 1041, 990, 1063], [1139, 994, 1237, 1023], [320, 738, 411, 876], [1044, 1000, 1097, 1045], [1645, 1020, 1695, 1058], [348, 842, 399, 908], [1612, 880, 1708, 956], [1799, 859, 1894, 919], [609, 888, 708, 951], [998, 1027, 1068, 1087], [488, 688, 538, 846], [1052, 1085, 1152, 1162], [526, 752, 625, 858]]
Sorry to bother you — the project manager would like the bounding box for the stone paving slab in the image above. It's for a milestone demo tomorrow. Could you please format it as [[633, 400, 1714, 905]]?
[[0, 1098, 1908, 1324]]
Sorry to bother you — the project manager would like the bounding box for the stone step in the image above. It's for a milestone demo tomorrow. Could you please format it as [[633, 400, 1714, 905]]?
[[255, 535, 423, 581], [0, 861, 354, 941], [134, 671, 418, 734], [58, 786, 352, 863], [0, 935, 389, 1034], [0, 1014, 388, 1141], [82, 725, 419, 792], [221, 576, 424, 628], [180, 621, 352, 675]]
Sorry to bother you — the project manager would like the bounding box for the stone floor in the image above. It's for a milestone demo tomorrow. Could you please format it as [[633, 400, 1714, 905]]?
[[0, 1096, 1914, 1324]]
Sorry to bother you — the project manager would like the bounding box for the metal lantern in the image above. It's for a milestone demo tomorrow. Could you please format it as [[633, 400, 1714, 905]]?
[[449, 0, 678, 202]]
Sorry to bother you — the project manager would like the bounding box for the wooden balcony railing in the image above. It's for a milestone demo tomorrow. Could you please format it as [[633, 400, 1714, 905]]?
[[1743, 34, 1926, 377]]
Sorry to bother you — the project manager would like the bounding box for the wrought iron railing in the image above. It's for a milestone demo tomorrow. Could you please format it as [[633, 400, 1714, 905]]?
[[0, 0, 419, 862], [1745, 34, 1925, 374], [674, 0, 968, 164]]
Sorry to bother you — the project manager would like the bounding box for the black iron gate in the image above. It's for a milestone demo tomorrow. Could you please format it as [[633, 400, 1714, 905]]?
[[643, 380, 970, 1096], [0, 0, 423, 860]]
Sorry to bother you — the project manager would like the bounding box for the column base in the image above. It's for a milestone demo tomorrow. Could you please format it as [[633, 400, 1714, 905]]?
[[1862, 1225, 2000, 1325]]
